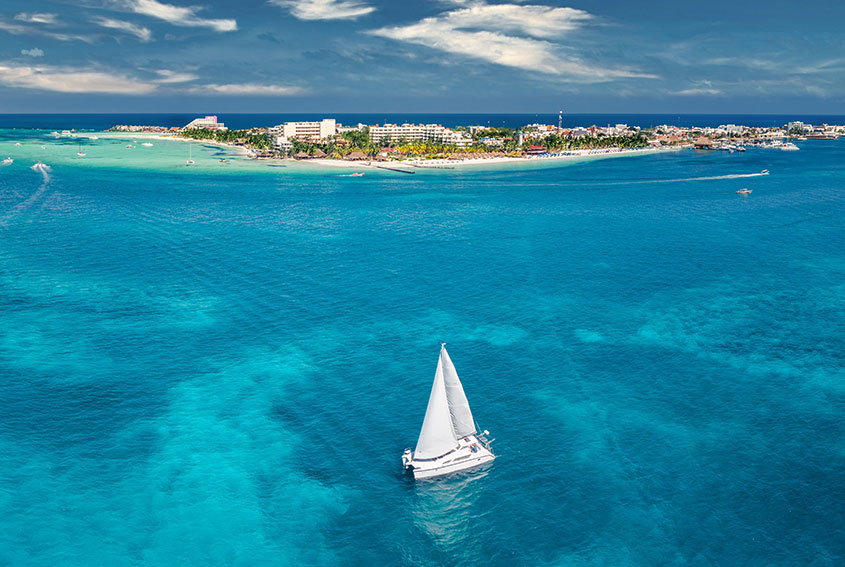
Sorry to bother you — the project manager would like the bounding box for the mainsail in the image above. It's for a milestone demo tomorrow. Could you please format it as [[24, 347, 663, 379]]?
[[414, 353, 459, 459], [439, 346, 476, 438], [414, 346, 477, 459]]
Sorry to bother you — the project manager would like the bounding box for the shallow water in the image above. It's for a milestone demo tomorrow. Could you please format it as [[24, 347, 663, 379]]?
[[1, 130, 843, 565]]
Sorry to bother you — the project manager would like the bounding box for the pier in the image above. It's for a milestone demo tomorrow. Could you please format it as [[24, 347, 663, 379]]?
[[374, 164, 416, 174]]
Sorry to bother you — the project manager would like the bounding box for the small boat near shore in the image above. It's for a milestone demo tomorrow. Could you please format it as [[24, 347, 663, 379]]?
[[1, 157, 12, 166], [402, 344, 495, 480], [736, 188, 752, 194]]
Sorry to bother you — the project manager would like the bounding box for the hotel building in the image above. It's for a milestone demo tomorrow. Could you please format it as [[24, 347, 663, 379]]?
[[272, 119, 337, 141], [368, 123, 471, 147], [183, 115, 227, 130]]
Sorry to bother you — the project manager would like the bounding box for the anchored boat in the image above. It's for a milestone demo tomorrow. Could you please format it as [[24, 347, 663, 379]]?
[[403, 344, 495, 479]]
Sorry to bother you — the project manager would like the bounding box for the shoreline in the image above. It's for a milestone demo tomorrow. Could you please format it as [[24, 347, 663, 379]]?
[[49, 130, 693, 173], [300, 145, 687, 170]]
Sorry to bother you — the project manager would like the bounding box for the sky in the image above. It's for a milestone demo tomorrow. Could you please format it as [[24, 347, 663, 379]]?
[[0, 0, 843, 113]]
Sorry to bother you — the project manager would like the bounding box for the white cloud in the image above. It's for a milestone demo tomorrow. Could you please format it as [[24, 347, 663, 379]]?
[[189, 83, 307, 95], [92, 16, 153, 41], [0, 17, 94, 42], [674, 88, 721, 96], [21, 48, 44, 57], [0, 20, 27, 34], [0, 62, 157, 94], [270, 0, 376, 20], [368, 3, 655, 80], [154, 69, 199, 83], [14, 12, 58, 25], [127, 0, 237, 32], [434, 4, 591, 38]]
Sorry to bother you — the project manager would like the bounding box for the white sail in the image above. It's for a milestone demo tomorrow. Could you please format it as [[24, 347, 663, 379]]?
[[440, 346, 476, 438], [414, 355, 459, 460]]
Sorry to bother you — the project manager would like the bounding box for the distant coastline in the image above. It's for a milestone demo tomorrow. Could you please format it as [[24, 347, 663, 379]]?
[[106, 115, 842, 169]]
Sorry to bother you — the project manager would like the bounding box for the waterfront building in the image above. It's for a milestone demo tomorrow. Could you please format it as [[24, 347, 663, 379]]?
[[274, 136, 293, 150], [368, 123, 471, 147], [337, 123, 366, 134], [722, 124, 745, 135], [523, 124, 558, 138], [183, 115, 227, 130], [787, 121, 807, 133], [273, 119, 337, 141]]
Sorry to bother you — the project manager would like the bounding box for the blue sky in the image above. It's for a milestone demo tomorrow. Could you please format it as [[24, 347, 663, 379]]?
[[0, 0, 843, 113]]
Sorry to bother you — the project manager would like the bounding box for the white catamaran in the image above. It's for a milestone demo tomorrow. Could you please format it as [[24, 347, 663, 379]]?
[[403, 345, 495, 479]]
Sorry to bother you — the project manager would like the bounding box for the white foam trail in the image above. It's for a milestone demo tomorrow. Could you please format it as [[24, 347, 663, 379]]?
[[672, 172, 770, 182], [0, 163, 51, 227], [607, 171, 770, 186], [30, 161, 52, 177]]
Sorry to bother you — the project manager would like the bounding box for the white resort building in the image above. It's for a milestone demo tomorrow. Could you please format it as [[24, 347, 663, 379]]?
[[368, 123, 471, 147], [271, 119, 337, 149], [183, 115, 227, 130], [273, 119, 337, 141]]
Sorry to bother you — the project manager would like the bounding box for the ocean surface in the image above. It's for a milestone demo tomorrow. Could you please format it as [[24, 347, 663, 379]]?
[[0, 123, 843, 566]]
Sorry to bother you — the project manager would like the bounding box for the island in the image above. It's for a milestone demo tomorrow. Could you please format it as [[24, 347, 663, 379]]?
[[108, 115, 844, 167]]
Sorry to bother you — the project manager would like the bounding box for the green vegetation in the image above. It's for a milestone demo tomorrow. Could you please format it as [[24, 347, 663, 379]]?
[[179, 125, 650, 161], [181, 128, 273, 151], [534, 132, 650, 151], [472, 127, 515, 139]]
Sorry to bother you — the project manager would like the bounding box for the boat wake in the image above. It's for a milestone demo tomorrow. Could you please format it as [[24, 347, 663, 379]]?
[[680, 171, 770, 182], [0, 162, 52, 227], [609, 170, 771, 186], [31, 161, 52, 179]]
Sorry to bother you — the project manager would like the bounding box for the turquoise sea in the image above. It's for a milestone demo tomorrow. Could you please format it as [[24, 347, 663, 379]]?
[[0, 125, 843, 566]]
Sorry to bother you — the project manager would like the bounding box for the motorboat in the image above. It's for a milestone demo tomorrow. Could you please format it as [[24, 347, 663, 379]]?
[[126, 145, 135, 149], [141, 142, 154, 147], [781, 142, 799, 151], [349, 172, 365, 177], [761, 169, 769, 175], [402, 344, 495, 479], [1, 157, 12, 166], [736, 188, 752, 194]]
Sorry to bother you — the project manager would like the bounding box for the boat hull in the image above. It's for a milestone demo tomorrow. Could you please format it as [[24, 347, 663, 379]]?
[[405, 435, 495, 479]]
